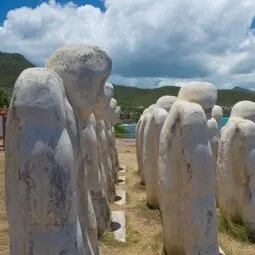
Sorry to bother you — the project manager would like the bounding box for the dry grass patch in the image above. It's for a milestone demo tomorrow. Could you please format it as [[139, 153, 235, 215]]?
[[217, 210, 255, 255], [99, 155, 163, 255]]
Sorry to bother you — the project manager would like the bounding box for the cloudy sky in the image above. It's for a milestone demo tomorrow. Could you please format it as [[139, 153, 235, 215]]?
[[1, 0, 255, 89]]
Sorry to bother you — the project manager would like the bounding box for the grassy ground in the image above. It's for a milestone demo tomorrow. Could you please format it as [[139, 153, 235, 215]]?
[[0, 139, 255, 254], [99, 139, 163, 255]]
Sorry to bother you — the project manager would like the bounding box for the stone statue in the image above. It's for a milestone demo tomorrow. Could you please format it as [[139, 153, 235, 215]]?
[[111, 106, 121, 173], [156, 95, 177, 112], [212, 105, 223, 126], [208, 104, 223, 205], [158, 81, 219, 255], [136, 104, 157, 185], [105, 98, 119, 183], [6, 68, 87, 254], [94, 88, 116, 202], [217, 100, 255, 234], [46, 45, 112, 254], [143, 106, 168, 209], [208, 117, 219, 205], [142, 96, 176, 209], [81, 112, 111, 236]]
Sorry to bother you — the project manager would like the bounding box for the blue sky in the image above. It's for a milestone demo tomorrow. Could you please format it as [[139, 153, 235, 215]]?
[[0, 0, 255, 89], [0, 0, 105, 24]]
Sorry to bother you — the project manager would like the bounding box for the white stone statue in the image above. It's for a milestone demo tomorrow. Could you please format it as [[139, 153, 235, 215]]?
[[142, 96, 176, 209], [208, 105, 223, 205], [111, 106, 121, 173], [217, 100, 255, 234], [136, 104, 157, 185], [46, 45, 112, 254], [156, 95, 177, 112], [5, 68, 87, 254], [81, 113, 111, 236], [143, 106, 168, 209], [158, 81, 219, 255], [94, 88, 116, 202], [208, 117, 219, 205], [105, 98, 119, 183], [212, 105, 223, 126]]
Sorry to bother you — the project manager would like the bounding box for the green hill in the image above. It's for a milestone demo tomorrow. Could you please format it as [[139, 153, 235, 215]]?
[[113, 84, 255, 121], [0, 52, 35, 96], [0, 52, 255, 119]]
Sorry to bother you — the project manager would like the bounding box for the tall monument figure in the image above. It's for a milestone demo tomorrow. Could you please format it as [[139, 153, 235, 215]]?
[[136, 104, 157, 185], [46, 45, 112, 254], [158, 81, 219, 255], [212, 105, 223, 126], [208, 105, 223, 205], [81, 112, 111, 236], [5, 68, 87, 254], [110, 105, 121, 173], [94, 86, 116, 202], [143, 96, 176, 209], [5, 44, 112, 255], [217, 101, 255, 234]]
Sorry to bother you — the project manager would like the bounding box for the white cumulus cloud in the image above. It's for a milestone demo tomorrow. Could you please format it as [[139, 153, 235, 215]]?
[[1, 0, 255, 89]]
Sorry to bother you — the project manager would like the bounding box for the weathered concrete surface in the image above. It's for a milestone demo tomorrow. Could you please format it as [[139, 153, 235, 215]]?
[[143, 106, 168, 209], [136, 104, 157, 185], [117, 175, 126, 186], [110, 106, 121, 173], [96, 120, 116, 202], [208, 117, 220, 204], [114, 189, 126, 206], [178, 81, 217, 120], [156, 95, 177, 112], [81, 114, 111, 236], [47, 44, 112, 254], [212, 105, 223, 125], [158, 82, 219, 255], [217, 101, 255, 233], [158, 100, 219, 255], [111, 211, 126, 242], [5, 68, 87, 254], [94, 85, 117, 203]]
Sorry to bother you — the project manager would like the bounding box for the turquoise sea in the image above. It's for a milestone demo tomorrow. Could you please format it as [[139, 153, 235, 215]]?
[[120, 117, 229, 139]]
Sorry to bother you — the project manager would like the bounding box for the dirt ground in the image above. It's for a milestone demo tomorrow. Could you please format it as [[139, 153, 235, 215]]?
[[1, 139, 255, 254]]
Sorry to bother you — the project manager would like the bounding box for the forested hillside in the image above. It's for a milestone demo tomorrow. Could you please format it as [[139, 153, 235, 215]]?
[[1, 52, 255, 119]]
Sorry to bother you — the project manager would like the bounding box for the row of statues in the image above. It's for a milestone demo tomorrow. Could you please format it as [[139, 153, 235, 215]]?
[[5, 45, 122, 254], [136, 81, 255, 254]]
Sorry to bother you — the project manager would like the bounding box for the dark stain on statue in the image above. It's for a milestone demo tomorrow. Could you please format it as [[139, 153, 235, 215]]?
[[28, 239, 34, 255], [205, 210, 213, 236], [20, 160, 36, 210], [185, 161, 192, 183], [55, 111, 60, 122], [171, 122, 177, 135]]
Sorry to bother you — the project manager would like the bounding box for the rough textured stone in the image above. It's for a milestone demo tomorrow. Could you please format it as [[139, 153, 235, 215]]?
[[178, 81, 217, 120], [81, 113, 111, 236], [94, 85, 116, 202], [156, 95, 177, 112], [47, 44, 112, 254], [158, 82, 219, 255], [136, 104, 157, 185], [212, 105, 223, 125], [208, 118, 220, 205], [143, 106, 168, 208], [106, 100, 121, 182], [217, 101, 255, 232], [112, 106, 121, 172], [96, 120, 116, 202], [5, 68, 87, 254]]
